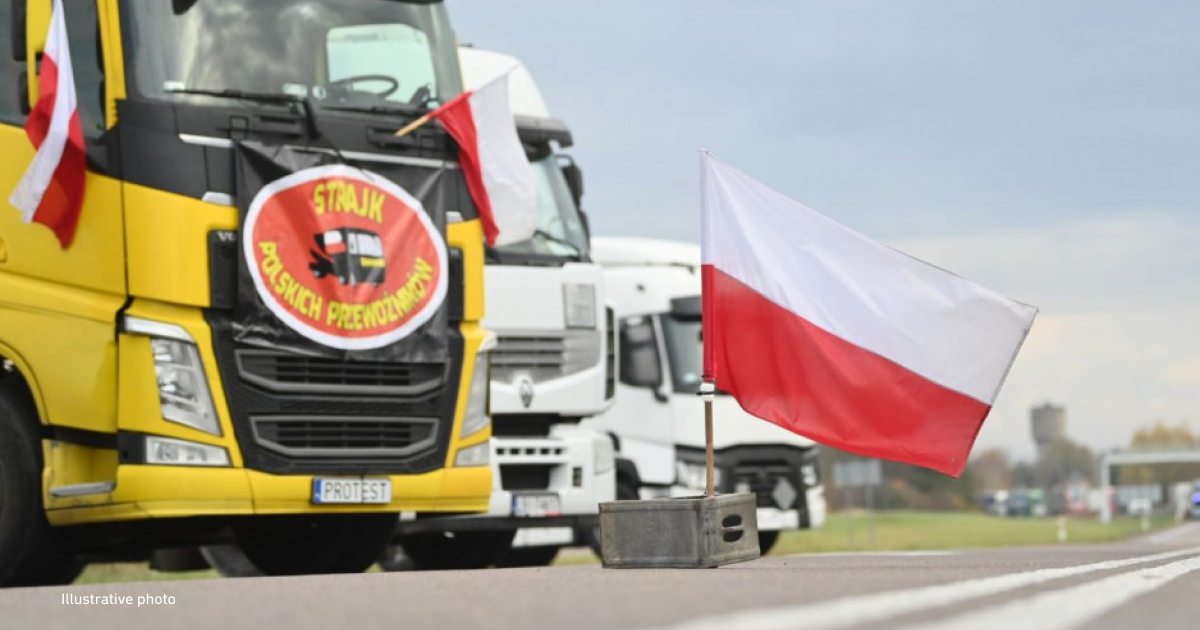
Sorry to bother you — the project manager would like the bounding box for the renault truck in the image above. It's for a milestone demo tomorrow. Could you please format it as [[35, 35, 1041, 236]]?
[[380, 47, 616, 570], [587, 237, 826, 553], [0, 0, 492, 585]]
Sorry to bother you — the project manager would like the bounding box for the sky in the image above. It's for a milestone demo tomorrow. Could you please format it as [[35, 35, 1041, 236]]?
[[447, 0, 1200, 461]]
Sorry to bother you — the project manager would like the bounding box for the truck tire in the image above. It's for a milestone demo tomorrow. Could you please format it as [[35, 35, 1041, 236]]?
[[496, 545, 559, 567], [199, 544, 263, 578], [758, 530, 780, 555], [395, 530, 515, 571], [231, 513, 396, 576], [0, 379, 82, 587]]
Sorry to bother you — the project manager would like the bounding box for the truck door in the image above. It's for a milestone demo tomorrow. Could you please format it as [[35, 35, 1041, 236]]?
[[603, 314, 675, 485], [0, 0, 126, 297]]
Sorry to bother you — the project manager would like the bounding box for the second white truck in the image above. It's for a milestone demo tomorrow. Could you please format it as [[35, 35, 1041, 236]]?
[[586, 237, 826, 553], [384, 48, 617, 569]]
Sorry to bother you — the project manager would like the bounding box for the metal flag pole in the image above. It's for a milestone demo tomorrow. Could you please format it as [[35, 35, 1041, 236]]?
[[700, 380, 716, 498]]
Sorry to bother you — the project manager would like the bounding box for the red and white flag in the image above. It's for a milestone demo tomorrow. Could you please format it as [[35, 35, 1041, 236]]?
[[426, 72, 535, 247], [700, 153, 1036, 476], [8, 0, 86, 248]]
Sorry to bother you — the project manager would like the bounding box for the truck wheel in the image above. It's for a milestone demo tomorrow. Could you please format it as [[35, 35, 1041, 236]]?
[[199, 544, 264, 577], [496, 545, 559, 567], [758, 530, 780, 555], [0, 380, 82, 587], [396, 530, 515, 570], [232, 514, 396, 576], [377, 544, 417, 572]]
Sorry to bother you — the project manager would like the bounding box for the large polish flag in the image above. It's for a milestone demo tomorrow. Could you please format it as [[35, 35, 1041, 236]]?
[[8, 0, 86, 248], [427, 73, 536, 247], [700, 153, 1037, 477]]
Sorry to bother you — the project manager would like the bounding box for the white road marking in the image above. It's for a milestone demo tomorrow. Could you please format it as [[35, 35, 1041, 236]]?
[[900, 554, 1200, 630], [1141, 522, 1200, 545], [656, 546, 1200, 630]]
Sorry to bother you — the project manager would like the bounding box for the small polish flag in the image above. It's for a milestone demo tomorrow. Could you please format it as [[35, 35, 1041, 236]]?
[[8, 0, 87, 248], [419, 72, 535, 247], [700, 152, 1037, 477]]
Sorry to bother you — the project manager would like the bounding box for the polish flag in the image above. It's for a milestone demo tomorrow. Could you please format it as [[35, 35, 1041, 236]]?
[[700, 153, 1036, 477], [426, 73, 535, 247], [8, 0, 86, 248]]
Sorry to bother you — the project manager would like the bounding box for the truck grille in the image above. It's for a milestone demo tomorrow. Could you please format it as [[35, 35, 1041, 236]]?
[[236, 350, 445, 396], [251, 416, 438, 458], [499, 464, 554, 491], [731, 463, 799, 508], [491, 331, 601, 383]]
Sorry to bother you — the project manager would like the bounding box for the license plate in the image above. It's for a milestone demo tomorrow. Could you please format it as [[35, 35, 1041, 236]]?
[[312, 478, 392, 505], [512, 493, 562, 517]]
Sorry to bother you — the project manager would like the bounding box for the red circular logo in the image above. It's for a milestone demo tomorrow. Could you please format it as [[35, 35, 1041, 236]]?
[[243, 165, 448, 350]]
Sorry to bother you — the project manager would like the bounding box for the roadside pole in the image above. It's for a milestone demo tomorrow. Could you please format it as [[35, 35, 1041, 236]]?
[[866, 483, 877, 549]]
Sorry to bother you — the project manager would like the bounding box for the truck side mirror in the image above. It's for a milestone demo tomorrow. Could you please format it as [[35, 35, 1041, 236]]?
[[619, 319, 663, 392], [559, 156, 584, 208]]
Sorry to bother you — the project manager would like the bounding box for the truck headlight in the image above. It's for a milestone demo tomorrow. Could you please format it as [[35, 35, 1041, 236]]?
[[676, 460, 720, 490], [460, 350, 491, 438], [145, 436, 230, 467], [125, 316, 221, 436], [564, 283, 597, 329], [455, 441, 490, 467], [594, 434, 615, 475]]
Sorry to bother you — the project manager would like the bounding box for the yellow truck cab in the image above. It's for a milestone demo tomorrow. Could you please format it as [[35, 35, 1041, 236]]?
[[0, 0, 492, 584]]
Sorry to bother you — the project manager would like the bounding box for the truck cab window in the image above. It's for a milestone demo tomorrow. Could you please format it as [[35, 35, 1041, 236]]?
[[619, 317, 662, 388], [0, 1, 104, 131], [0, 0, 22, 125], [326, 24, 438, 106], [659, 315, 704, 394], [62, 1, 105, 137]]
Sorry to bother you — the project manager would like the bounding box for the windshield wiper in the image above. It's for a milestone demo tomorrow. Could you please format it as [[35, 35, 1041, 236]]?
[[531, 229, 582, 258], [318, 103, 426, 117], [165, 88, 302, 106], [167, 88, 352, 164]]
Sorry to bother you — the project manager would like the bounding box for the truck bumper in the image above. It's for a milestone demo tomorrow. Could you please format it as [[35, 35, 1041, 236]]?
[[45, 465, 491, 527], [395, 424, 614, 545]]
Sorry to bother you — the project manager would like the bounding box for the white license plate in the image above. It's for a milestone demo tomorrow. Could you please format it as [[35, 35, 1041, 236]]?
[[312, 478, 391, 505], [512, 493, 562, 517]]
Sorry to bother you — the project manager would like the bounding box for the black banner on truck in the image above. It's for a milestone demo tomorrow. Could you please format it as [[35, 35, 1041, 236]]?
[[233, 141, 450, 362]]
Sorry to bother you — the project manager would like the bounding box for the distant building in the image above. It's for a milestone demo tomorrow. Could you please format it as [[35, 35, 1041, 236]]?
[[1031, 402, 1066, 449]]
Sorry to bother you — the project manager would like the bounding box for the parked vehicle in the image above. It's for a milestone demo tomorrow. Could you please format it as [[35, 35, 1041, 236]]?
[[379, 47, 617, 570], [586, 238, 826, 554], [0, 0, 493, 584]]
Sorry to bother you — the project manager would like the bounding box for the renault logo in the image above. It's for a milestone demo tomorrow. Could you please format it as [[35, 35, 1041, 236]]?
[[517, 375, 535, 409]]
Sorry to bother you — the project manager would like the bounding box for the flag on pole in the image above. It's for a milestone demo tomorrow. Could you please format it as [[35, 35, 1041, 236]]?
[[421, 72, 535, 247], [700, 152, 1036, 477], [8, 0, 86, 248]]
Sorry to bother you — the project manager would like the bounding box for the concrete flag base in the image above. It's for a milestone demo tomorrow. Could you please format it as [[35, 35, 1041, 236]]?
[[598, 493, 760, 568]]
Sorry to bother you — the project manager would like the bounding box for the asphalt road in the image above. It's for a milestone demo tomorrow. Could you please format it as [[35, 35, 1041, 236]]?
[[4, 523, 1200, 630]]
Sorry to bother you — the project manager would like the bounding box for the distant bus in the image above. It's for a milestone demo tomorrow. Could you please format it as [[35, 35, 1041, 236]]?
[[311, 228, 387, 286]]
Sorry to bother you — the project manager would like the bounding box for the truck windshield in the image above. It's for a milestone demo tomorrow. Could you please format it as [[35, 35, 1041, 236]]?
[[492, 155, 590, 260], [119, 0, 462, 109], [660, 315, 705, 394]]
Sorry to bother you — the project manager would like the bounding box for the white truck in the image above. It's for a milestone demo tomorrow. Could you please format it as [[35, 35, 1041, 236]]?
[[586, 237, 826, 553], [383, 48, 617, 569]]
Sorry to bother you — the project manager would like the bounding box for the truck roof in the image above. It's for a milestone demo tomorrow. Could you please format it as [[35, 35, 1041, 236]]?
[[593, 238, 703, 317], [590, 237, 700, 269], [459, 46, 551, 119]]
